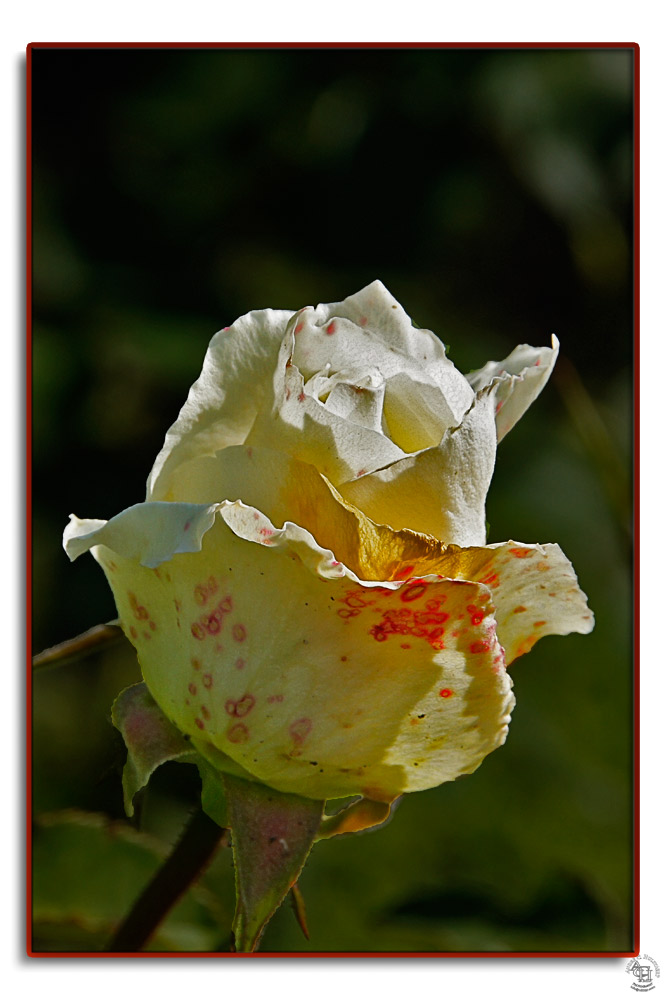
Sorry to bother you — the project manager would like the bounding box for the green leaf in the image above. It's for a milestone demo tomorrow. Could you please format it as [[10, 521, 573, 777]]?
[[111, 683, 196, 816], [32, 810, 230, 952], [222, 775, 323, 952]]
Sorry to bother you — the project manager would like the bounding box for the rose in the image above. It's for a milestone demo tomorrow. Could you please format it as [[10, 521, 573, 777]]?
[[64, 281, 593, 805]]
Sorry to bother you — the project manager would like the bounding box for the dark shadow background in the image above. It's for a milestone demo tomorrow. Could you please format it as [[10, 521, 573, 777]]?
[[31, 45, 633, 953]]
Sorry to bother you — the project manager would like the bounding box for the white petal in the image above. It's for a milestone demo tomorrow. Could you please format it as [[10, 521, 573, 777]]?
[[466, 335, 559, 441], [292, 280, 474, 428], [247, 354, 406, 485], [147, 307, 294, 501]]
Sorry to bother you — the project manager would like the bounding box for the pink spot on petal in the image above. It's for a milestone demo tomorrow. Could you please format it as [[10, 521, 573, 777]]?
[[289, 718, 312, 744], [227, 723, 249, 744], [225, 694, 255, 718]]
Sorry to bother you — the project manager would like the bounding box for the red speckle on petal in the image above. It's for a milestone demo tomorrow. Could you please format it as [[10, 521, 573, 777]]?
[[191, 623, 206, 640], [325, 321, 336, 335], [294, 321, 304, 335], [359, 316, 368, 327], [394, 565, 415, 580], [513, 605, 527, 614], [232, 624, 247, 642], [188, 683, 197, 695], [439, 688, 453, 698], [201, 705, 210, 720], [235, 657, 246, 671], [128, 593, 149, 621], [129, 626, 137, 639], [268, 693, 284, 703], [469, 640, 491, 654], [533, 620, 546, 627], [509, 547, 533, 559], [195, 718, 205, 730], [183, 521, 191, 533], [401, 582, 428, 603], [297, 391, 306, 402], [202, 673, 213, 689], [466, 604, 485, 626]]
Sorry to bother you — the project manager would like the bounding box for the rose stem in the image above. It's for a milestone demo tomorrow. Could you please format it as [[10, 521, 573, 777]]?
[[107, 808, 228, 953], [32, 622, 125, 671]]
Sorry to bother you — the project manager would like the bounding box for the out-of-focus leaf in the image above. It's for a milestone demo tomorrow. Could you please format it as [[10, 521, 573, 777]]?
[[32, 811, 231, 952]]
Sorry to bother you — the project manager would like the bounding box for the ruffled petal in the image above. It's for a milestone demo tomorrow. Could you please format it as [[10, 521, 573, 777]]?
[[338, 391, 497, 545], [147, 307, 295, 501], [380, 540, 594, 665], [466, 335, 559, 442], [246, 343, 406, 486], [63, 498, 513, 802], [291, 281, 474, 430]]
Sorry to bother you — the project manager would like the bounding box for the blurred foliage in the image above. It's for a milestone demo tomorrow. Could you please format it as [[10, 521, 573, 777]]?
[[30, 46, 633, 953]]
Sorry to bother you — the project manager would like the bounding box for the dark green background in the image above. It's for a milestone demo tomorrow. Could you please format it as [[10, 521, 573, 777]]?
[[31, 46, 634, 953]]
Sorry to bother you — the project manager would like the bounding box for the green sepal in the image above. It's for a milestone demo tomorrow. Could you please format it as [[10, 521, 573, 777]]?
[[222, 774, 323, 952], [195, 757, 229, 830], [111, 683, 196, 817]]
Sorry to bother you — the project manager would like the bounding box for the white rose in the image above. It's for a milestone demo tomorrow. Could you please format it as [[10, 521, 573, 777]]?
[[64, 280, 593, 805]]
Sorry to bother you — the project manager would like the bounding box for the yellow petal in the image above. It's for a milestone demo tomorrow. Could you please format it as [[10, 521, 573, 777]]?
[[64, 500, 513, 802], [339, 391, 497, 545]]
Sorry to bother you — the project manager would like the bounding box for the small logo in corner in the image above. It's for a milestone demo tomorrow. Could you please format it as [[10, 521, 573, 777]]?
[[626, 955, 661, 992]]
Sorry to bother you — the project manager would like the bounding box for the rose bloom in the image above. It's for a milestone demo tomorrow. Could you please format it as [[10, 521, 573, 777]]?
[[64, 281, 593, 805]]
